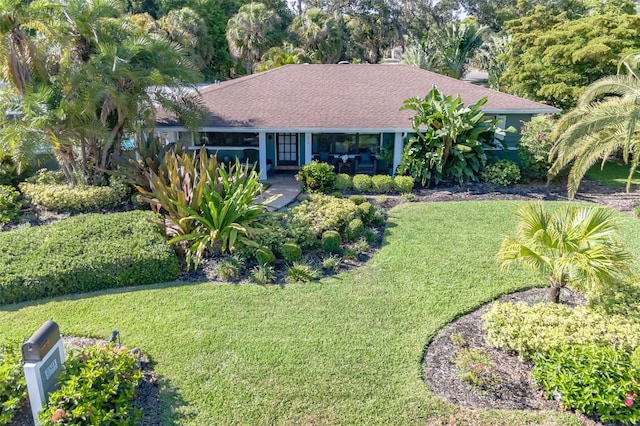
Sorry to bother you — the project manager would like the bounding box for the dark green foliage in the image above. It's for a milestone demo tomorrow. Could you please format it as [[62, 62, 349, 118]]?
[[256, 246, 276, 265], [393, 175, 414, 193], [330, 191, 343, 198], [480, 160, 521, 186], [348, 194, 365, 205], [371, 175, 393, 193], [296, 160, 336, 193], [333, 173, 352, 191], [280, 242, 302, 262], [252, 214, 289, 254], [399, 86, 504, 186], [0, 210, 179, 304], [0, 340, 26, 425], [39, 344, 142, 425], [352, 174, 373, 192], [321, 230, 341, 254], [0, 185, 21, 225], [345, 218, 364, 241], [19, 183, 126, 212], [518, 115, 555, 181], [357, 201, 374, 223], [533, 345, 640, 424], [0, 153, 29, 186]]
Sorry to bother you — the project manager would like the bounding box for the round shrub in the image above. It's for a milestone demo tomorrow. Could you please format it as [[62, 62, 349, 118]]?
[[255, 246, 276, 266], [296, 161, 336, 193], [0, 185, 22, 226], [481, 160, 521, 186], [518, 115, 555, 181], [393, 175, 414, 193], [345, 218, 364, 241], [287, 194, 358, 247], [357, 201, 374, 223], [280, 242, 302, 262], [334, 173, 352, 191], [352, 174, 373, 193], [348, 194, 365, 205], [371, 175, 393, 193], [321, 230, 342, 254], [331, 192, 343, 198]]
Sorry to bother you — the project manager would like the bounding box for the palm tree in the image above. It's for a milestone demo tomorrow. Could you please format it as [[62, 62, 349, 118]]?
[[548, 53, 640, 198], [289, 8, 341, 64], [496, 202, 634, 303], [430, 21, 489, 79], [226, 3, 280, 74], [255, 42, 313, 72]]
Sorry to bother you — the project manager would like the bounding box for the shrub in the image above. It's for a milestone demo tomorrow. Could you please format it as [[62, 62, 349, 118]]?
[[363, 228, 378, 244], [357, 202, 374, 223], [342, 247, 357, 259], [352, 174, 373, 192], [26, 168, 67, 185], [533, 344, 640, 424], [19, 183, 125, 212], [280, 242, 302, 262], [0, 210, 180, 304], [345, 218, 364, 241], [334, 173, 352, 191], [330, 192, 343, 198], [483, 302, 640, 360], [480, 160, 521, 186], [252, 214, 288, 255], [518, 115, 555, 181], [216, 257, 242, 280], [0, 340, 26, 425], [288, 194, 357, 245], [256, 246, 276, 266], [371, 175, 393, 193], [0, 185, 21, 226], [250, 264, 275, 284], [634, 204, 640, 219], [400, 192, 417, 202], [322, 230, 342, 254], [295, 161, 336, 193], [450, 335, 499, 393], [351, 237, 370, 253], [348, 194, 365, 205], [286, 261, 320, 283], [321, 255, 341, 271], [371, 208, 386, 225], [39, 344, 142, 426], [393, 175, 414, 193]]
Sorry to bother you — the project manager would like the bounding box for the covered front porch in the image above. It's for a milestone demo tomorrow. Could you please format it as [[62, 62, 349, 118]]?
[[156, 128, 406, 180]]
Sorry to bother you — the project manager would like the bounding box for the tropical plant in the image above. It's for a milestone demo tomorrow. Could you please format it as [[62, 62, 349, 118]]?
[[548, 53, 640, 198], [496, 202, 634, 303], [289, 8, 341, 63], [226, 2, 281, 73], [428, 21, 489, 79], [473, 34, 511, 91], [480, 159, 520, 186], [518, 115, 555, 181], [255, 42, 313, 72], [398, 86, 506, 186], [295, 160, 336, 193], [0, 185, 21, 225]]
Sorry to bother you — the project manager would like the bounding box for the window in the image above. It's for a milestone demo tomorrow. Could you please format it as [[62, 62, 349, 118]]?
[[198, 132, 259, 147]]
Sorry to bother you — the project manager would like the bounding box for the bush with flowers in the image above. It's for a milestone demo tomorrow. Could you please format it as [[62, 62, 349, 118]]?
[[39, 344, 142, 425], [533, 345, 640, 424], [295, 161, 336, 193], [517, 115, 556, 181]]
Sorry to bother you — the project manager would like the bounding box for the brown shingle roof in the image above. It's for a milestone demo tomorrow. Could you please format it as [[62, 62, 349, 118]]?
[[157, 64, 560, 130]]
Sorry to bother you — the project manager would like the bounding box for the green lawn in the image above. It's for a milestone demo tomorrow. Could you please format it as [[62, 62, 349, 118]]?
[[4, 201, 639, 425], [586, 161, 640, 189]]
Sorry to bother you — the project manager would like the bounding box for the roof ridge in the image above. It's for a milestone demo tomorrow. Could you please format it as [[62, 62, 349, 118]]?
[[199, 66, 288, 94]]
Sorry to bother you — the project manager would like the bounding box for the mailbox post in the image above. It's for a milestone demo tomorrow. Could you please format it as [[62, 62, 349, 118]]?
[[22, 320, 65, 425]]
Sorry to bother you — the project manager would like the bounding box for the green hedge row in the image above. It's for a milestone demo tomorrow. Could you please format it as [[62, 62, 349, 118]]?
[[0, 210, 179, 304], [19, 182, 127, 212]]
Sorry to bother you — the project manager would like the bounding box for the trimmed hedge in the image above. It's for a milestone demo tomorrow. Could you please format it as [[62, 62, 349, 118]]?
[[0, 211, 179, 304], [19, 183, 125, 212]]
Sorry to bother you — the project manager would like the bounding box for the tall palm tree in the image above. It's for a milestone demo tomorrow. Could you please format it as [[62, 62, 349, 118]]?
[[289, 8, 341, 64], [548, 53, 640, 198], [226, 2, 280, 74], [496, 202, 634, 303], [430, 21, 489, 79]]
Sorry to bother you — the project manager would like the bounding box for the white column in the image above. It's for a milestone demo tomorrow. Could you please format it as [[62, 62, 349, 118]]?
[[304, 132, 312, 165], [259, 132, 267, 180], [393, 132, 404, 176]]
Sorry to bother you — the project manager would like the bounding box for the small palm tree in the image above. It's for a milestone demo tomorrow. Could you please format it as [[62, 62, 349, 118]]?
[[496, 202, 634, 303], [548, 53, 640, 198]]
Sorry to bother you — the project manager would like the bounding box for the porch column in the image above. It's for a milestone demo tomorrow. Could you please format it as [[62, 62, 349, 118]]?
[[304, 132, 312, 165], [259, 132, 267, 180], [393, 132, 404, 176]]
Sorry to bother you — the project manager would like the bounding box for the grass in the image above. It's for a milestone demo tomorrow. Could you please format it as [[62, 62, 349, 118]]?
[[586, 160, 640, 189], [4, 201, 638, 425]]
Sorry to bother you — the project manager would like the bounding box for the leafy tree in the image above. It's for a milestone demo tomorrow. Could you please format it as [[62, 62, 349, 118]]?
[[226, 2, 282, 74], [548, 55, 640, 198], [158, 8, 214, 73], [255, 42, 313, 72], [496, 202, 634, 303], [289, 8, 341, 63], [473, 33, 511, 91], [398, 86, 505, 186], [501, 10, 640, 110]]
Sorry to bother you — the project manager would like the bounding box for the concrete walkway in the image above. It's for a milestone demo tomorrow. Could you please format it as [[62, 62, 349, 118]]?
[[258, 173, 301, 210]]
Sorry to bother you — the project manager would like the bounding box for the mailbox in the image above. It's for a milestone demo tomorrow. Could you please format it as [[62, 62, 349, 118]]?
[[22, 320, 60, 362]]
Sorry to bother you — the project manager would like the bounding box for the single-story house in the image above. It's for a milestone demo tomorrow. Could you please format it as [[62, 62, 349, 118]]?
[[155, 64, 560, 180]]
